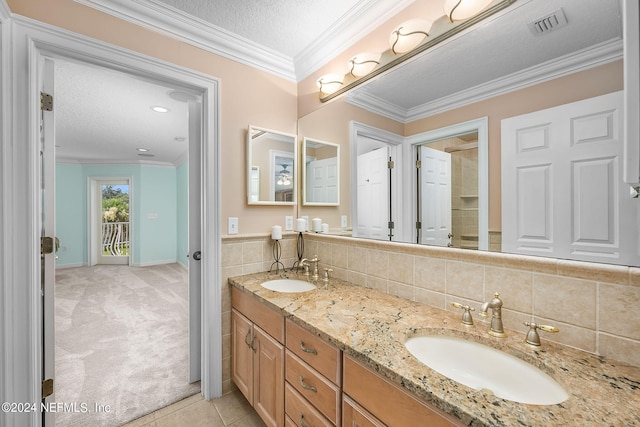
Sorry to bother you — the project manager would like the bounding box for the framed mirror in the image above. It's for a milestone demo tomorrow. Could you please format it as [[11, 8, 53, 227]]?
[[247, 125, 297, 205], [302, 137, 340, 206]]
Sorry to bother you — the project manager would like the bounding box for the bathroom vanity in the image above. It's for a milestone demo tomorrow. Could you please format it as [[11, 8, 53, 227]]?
[[229, 272, 640, 426]]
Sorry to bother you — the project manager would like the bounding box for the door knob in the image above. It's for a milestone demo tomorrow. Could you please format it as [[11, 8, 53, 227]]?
[[192, 251, 201, 261]]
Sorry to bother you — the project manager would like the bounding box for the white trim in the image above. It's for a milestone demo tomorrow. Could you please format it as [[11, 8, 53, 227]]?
[[74, 0, 414, 82], [56, 158, 179, 167], [74, 0, 296, 81], [347, 39, 624, 123], [1, 17, 222, 425], [623, 0, 640, 184], [404, 118, 489, 249], [294, 0, 413, 81], [0, 0, 9, 20]]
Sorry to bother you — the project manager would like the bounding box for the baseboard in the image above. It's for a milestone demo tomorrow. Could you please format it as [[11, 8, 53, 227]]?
[[137, 259, 179, 267], [55, 262, 85, 269]]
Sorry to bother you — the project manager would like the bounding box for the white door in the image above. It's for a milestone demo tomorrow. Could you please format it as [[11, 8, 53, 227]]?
[[307, 157, 338, 203], [420, 146, 452, 246], [40, 56, 56, 426], [188, 101, 202, 382], [502, 91, 638, 266], [357, 148, 389, 240]]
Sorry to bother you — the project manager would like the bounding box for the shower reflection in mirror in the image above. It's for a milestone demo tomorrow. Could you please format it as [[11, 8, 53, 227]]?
[[417, 132, 479, 249]]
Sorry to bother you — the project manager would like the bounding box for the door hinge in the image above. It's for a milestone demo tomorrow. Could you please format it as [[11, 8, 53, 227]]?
[[41, 236, 54, 255], [42, 378, 54, 399], [40, 92, 53, 112], [416, 221, 422, 230], [416, 160, 422, 168], [388, 221, 395, 229], [387, 160, 394, 169]]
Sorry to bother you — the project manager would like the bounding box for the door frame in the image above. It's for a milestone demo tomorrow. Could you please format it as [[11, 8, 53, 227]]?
[[350, 121, 404, 240], [89, 177, 133, 266], [404, 117, 489, 249], [2, 16, 222, 425]]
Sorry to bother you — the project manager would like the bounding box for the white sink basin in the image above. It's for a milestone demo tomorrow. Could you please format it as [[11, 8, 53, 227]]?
[[261, 279, 316, 293], [404, 335, 568, 405]]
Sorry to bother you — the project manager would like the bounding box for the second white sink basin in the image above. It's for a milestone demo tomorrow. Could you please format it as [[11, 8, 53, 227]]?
[[261, 279, 316, 293], [405, 335, 568, 405]]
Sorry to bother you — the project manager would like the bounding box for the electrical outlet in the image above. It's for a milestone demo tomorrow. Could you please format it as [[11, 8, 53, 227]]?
[[341, 215, 348, 228], [301, 216, 309, 231], [285, 216, 293, 231], [228, 217, 238, 235]]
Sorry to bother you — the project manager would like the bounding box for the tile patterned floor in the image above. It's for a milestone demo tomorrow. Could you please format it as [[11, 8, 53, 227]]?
[[121, 391, 265, 427]]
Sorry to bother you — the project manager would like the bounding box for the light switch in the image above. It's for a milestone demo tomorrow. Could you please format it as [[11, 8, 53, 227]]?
[[285, 216, 293, 231], [228, 217, 238, 235]]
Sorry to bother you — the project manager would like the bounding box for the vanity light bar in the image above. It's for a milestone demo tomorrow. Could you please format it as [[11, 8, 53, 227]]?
[[319, 0, 517, 103]]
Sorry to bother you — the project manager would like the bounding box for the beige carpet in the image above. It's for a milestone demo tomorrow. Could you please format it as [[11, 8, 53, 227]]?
[[54, 264, 200, 426]]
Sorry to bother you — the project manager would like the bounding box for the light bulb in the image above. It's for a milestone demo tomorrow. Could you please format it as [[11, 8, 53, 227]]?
[[444, 0, 493, 22], [316, 74, 344, 95]]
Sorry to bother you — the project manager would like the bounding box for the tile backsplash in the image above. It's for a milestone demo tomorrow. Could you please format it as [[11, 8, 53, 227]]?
[[221, 232, 640, 393]]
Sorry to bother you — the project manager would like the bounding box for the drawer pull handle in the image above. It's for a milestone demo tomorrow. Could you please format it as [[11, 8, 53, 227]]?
[[244, 329, 252, 348], [299, 340, 318, 355], [244, 330, 256, 352], [299, 413, 311, 427], [299, 376, 317, 393]]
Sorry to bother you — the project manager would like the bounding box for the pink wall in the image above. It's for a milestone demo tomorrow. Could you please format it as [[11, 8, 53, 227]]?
[[8, 0, 299, 235]]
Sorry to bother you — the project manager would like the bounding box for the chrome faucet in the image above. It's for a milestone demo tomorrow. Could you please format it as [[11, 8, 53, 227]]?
[[300, 255, 320, 280], [479, 292, 506, 337]]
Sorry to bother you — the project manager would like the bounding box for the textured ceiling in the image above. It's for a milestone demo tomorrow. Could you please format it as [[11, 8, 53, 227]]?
[[348, 0, 622, 120], [154, 0, 364, 59], [55, 0, 623, 164]]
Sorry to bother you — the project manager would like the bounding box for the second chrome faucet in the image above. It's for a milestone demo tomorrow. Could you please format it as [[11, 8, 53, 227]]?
[[479, 292, 506, 338]]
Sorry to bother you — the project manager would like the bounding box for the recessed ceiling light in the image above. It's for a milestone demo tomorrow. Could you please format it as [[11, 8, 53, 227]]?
[[151, 106, 170, 113], [137, 148, 149, 152]]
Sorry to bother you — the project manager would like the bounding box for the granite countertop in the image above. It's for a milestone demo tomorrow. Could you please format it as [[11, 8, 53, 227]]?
[[229, 271, 640, 427]]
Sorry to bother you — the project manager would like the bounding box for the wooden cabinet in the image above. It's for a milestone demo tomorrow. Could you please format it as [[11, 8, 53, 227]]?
[[284, 318, 342, 426], [232, 287, 285, 427], [342, 395, 385, 427], [343, 354, 463, 427]]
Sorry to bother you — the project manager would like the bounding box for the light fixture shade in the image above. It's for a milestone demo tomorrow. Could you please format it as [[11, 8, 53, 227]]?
[[316, 74, 344, 95], [389, 19, 433, 54], [444, 0, 493, 21], [347, 52, 381, 77]]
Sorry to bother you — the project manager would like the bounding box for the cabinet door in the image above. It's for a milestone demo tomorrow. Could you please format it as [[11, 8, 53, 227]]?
[[231, 309, 254, 404], [254, 325, 285, 427], [343, 394, 386, 427]]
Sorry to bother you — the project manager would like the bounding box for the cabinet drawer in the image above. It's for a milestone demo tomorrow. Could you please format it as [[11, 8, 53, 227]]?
[[286, 319, 341, 384], [285, 382, 333, 427], [232, 286, 284, 343], [286, 351, 340, 424], [343, 354, 462, 427]]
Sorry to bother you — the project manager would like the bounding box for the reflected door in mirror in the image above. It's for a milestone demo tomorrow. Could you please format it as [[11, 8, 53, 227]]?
[[247, 126, 297, 205]]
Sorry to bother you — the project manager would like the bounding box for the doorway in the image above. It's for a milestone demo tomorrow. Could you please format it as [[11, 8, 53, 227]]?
[[52, 59, 200, 424], [5, 21, 221, 426], [93, 179, 131, 265]]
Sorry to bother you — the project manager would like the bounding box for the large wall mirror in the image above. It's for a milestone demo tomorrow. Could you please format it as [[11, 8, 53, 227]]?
[[298, 0, 639, 267], [302, 137, 340, 206], [247, 125, 297, 205]]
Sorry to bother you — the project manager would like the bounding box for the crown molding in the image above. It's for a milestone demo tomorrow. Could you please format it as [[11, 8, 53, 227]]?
[[347, 38, 623, 123], [74, 0, 297, 81], [56, 158, 177, 167], [294, 0, 414, 81]]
